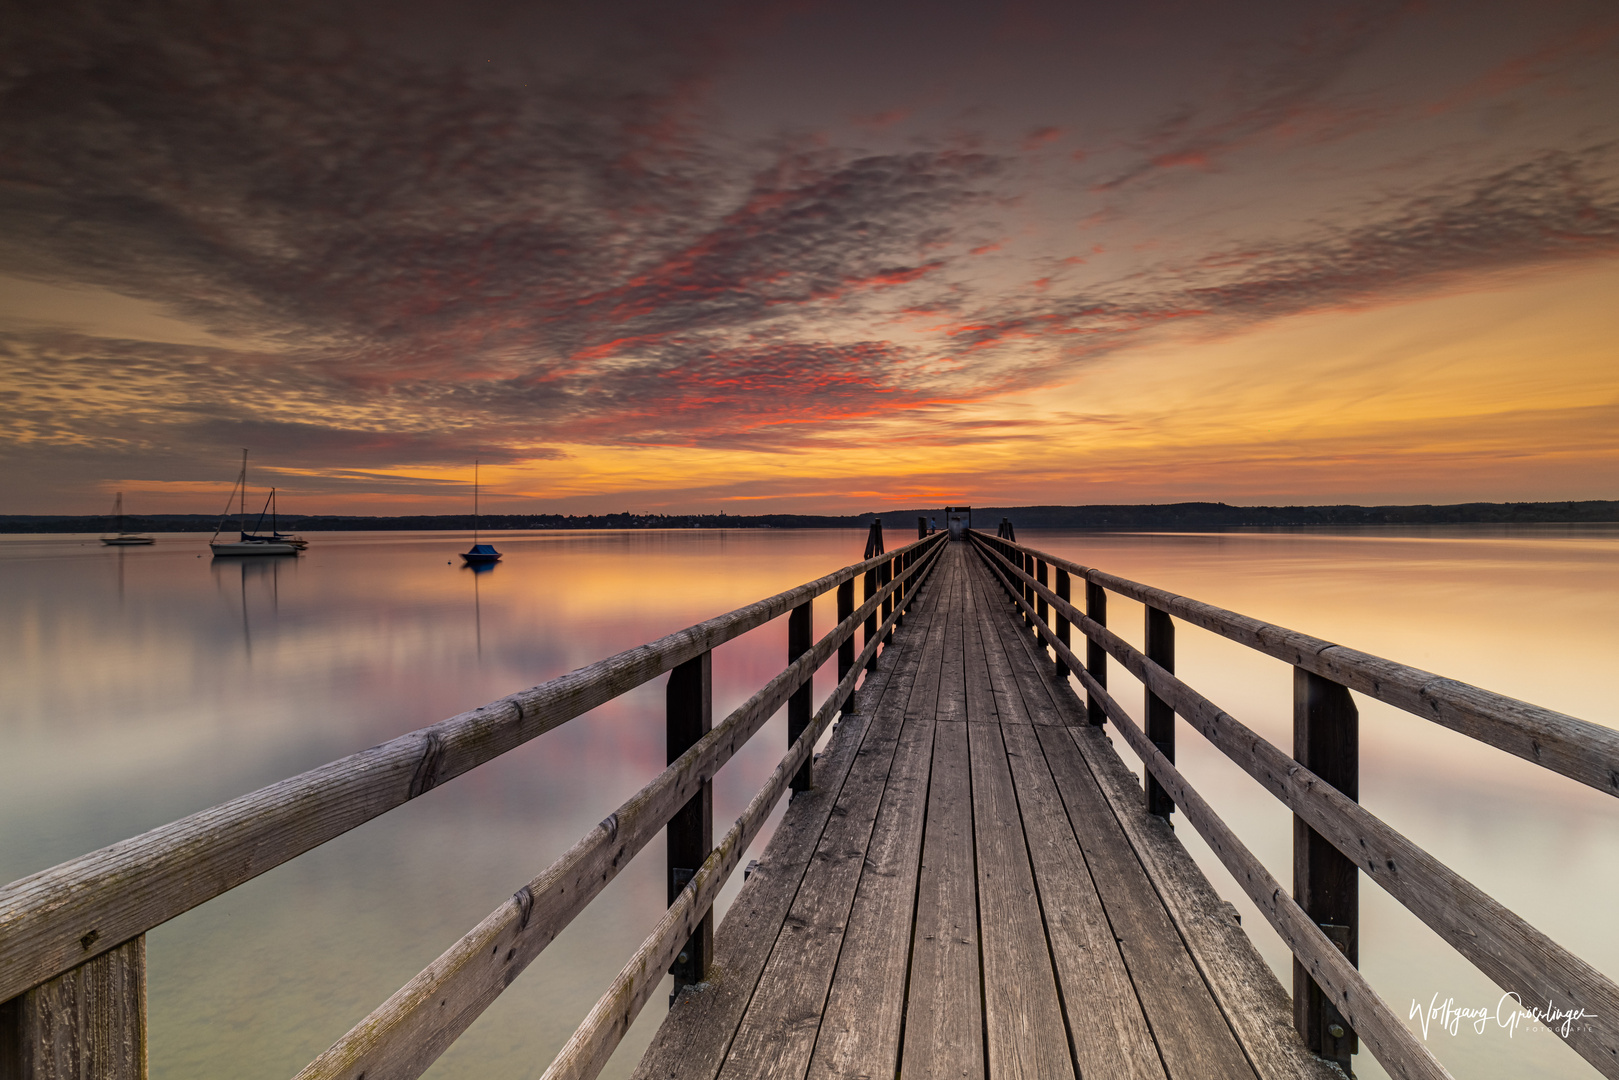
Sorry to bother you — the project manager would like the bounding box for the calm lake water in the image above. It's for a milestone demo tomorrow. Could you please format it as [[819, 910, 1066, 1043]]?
[[2, 527, 1615, 1080]]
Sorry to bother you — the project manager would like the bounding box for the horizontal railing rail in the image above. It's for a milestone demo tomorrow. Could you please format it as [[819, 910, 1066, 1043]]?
[[969, 530, 1618, 1080], [294, 534, 946, 1080]]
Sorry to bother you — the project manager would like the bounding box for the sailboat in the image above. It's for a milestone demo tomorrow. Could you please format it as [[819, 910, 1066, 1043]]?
[[461, 461, 501, 566], [100, 492, 155, 545], [210, 450, 308, 556]]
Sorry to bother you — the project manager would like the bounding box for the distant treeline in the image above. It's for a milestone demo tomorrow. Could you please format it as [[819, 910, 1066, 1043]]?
[[5, 500, 1619, 534]]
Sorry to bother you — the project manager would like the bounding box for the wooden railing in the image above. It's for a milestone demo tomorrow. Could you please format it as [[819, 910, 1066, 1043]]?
[[969, 529, 1619, 1080], [0, 530, 948, 1080]]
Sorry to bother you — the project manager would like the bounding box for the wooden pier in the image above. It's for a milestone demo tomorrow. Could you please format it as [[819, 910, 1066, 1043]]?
[[3, 527, 1617, 1080]]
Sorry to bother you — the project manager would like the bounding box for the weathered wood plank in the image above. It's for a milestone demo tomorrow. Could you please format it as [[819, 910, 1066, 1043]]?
[[713, 578, 945, 1080], [959, 550, 1000, 724], [805, 712, 937, 1080], [900, 719, 984, 1080], [1060, 722, 1340, 1080], [1065, 672, 1450, 1080], [1034, 723, 1256, 1080], [966, 564, 1034, 726], [998, 724, 1167, 1080], [0, 536, 946, 1004], [935, 555, 968, 725], [632, 552, 947, 1080], [0, 935, 146, 1080], [968, 721, 1075, 1080]]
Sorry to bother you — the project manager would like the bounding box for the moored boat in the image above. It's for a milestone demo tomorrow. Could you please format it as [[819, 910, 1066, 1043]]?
[[210, 451, 307, 556], [100, 492, 155, 545], [459, 461, 501, 565]]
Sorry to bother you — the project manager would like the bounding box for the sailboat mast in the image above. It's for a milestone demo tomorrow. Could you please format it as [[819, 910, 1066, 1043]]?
[[473, 460, 480, 544], [240, 448, 248, 522], [114, 492, 124, 534]]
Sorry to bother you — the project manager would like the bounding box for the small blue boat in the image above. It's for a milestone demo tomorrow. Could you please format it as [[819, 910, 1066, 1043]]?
[[462, 542, 501, 566], [459, 461, 501, 565]]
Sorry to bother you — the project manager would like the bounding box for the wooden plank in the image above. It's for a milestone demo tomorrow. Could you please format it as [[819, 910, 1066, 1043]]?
[[965, 562, 1033, 725], [1064, 682, 1450, 1080], [633, 554, 946, 1080], [959, 550, 1000, 724], [805, 712, 937, 1080], [0, 535, 945, 1004], [998, 725, 1167, 1080], [542, 622, 880, 1080], [712, 582, 945, 1080], [935, 557, 968, 725], [900, 720, 984, 1080], [965, 556, 1065, 728], [968, 721, 1075, 1080], [0, 935, 146, 1080], [804, 555, 953, 1080], [1061, 723, 1340, 1080], [1033, 727, 1255, 1080]]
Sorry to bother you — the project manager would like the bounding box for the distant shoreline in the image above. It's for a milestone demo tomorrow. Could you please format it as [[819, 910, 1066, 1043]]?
[[4, 500, 1618, 534]]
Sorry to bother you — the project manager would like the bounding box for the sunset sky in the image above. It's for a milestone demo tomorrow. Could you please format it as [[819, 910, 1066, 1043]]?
[[2, 0, 1617, 515]]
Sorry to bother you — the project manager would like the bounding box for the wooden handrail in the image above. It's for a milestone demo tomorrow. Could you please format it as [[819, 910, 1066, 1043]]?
[[969, 532, 1619, 797], [972, 534, 1619, 1077], [0, 535, 942, 1004], [292, 538, 947, 1080], [537, 545, 946, 1080]]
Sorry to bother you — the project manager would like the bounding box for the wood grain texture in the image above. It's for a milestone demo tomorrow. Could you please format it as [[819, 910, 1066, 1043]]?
[[1068, 669, 1450, 1080], [0, 935, 146, 1080], [900, 719, 984, 1080], [999, 724, 1167, 1080], [713, 590, 939, 1080], [968, 720, 1075, 1080], [633, 550, 946, 1080], [0, 536, 947, 1004]]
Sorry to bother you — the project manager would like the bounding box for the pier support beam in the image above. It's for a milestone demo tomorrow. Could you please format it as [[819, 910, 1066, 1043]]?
[[0, 935, 147, 1080], [1293, 668, 1359, 1071], [667, 652, 713, 993]]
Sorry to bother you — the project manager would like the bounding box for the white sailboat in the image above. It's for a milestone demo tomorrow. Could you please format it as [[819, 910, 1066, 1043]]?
[[210, 450, 307, 556], [100, 492, 155, 545]]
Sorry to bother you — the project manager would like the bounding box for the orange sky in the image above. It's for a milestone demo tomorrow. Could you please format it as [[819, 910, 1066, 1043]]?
[[1, 0, 1616, 515]]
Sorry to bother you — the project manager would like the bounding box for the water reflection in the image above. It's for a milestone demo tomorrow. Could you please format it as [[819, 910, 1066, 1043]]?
[[0, 526, 1613, 1080]]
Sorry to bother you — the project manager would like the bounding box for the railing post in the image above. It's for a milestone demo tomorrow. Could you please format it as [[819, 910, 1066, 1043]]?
[[1054, 568, 1071, 678], [1085, 579, 1107, 726], [895, 551, 907, 629], [1144, 606, 1175, 818], [1035, 559, 1049, 652], [789, 601, 814, 791], [837, 578, 855, 696], [1293, 668, 1359, 1070], [666, 651, 713, 994], [879, 558, 893, 645], [863, 563, 878, 672], [0, 934, 148, 1080]]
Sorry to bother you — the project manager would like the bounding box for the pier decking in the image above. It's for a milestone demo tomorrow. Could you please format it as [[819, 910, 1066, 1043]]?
[[635, 543, 1329, 1080]]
